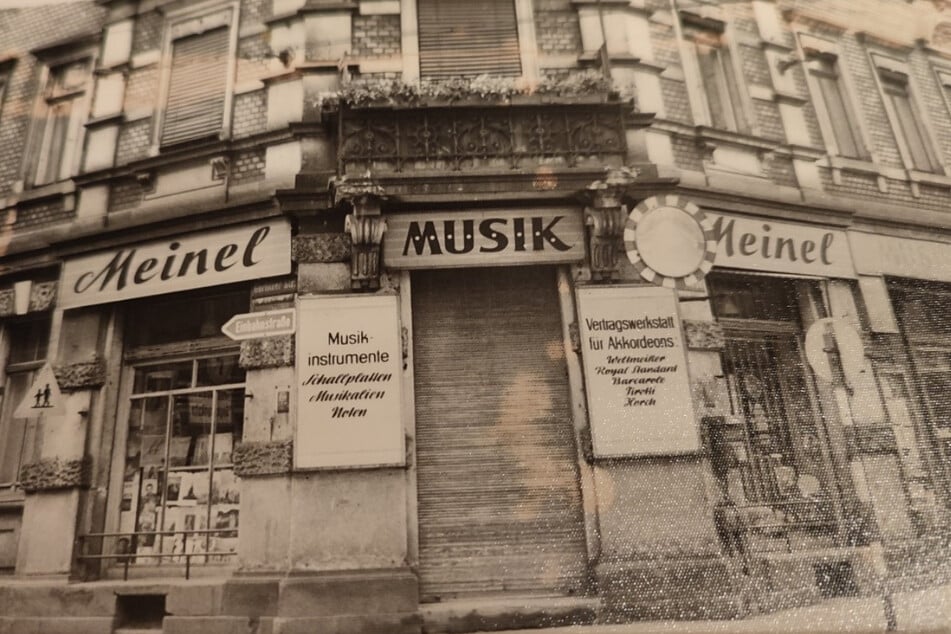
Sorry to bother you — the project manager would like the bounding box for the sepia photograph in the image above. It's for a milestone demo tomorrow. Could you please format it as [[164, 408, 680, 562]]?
[[0, 0, 950, 632]]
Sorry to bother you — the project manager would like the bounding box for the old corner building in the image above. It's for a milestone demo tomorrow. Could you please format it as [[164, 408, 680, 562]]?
[[1, 0, 951, 631]]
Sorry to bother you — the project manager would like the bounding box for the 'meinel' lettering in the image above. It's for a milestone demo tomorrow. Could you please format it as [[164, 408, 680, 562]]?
[[74, 226, 271, 295], [712, 216, 835, 266]]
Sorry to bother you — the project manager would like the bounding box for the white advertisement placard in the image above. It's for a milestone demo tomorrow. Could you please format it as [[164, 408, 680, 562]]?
[[576, 286, 699, 456], [296, 294, 404, 468]]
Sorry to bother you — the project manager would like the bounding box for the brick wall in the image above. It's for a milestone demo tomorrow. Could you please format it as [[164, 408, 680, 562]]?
[[115, 119, 152, 166], [534, 0, 582, 56], [351, 14, 401, 58], [231, 149, 266, 186], [131, 9, 161, 57], [14, 198, 70, 229], [0, 3, 106, 196], [233, 90, 267, 138]]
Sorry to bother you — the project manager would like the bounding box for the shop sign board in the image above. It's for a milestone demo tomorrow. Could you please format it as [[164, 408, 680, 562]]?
[[383, 209, 585, 268], [576, 286, 699, 456], [295, 294, 404, 469], [60, 220, 292, 308], [708, 213, 855, 279], [849, 231, 951, 283]]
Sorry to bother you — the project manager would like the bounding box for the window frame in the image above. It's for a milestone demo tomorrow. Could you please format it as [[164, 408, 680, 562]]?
[[797, 34, 870, 161], [21, 49, 95, 189], [399, 0, 539, 84], [870, 52, 945, 175], [679, 13, 755, 135], [151, 0, 240, 153], [103, 286, 250, 575], [0, 317, 51, 496]]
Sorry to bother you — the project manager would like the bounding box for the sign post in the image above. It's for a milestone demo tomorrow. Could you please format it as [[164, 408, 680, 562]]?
[[14, 363, 65, 419], [221, 308, 296, 341]]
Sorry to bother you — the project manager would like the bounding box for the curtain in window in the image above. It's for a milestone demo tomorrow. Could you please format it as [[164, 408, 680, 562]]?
[[417, 0, 522, 79]]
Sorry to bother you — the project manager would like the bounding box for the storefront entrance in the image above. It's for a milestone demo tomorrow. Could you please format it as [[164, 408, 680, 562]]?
[[412, 266, 588, 601]]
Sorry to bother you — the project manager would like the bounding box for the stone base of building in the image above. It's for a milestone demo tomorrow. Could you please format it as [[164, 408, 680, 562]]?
[[419, 595, 599, 633], [743, 546, 881, 614], [594, 556, 744, 621]]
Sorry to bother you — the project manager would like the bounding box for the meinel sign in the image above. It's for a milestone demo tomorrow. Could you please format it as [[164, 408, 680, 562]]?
[[60, 220, 291, 308], [708, 213, 855, 278], [383, 209, 585, 268]]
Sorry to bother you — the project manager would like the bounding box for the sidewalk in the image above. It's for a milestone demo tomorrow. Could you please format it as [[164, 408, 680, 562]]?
[[495, 584, 951, 634]]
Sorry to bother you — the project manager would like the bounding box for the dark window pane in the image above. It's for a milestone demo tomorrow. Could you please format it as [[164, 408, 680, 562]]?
[[196, 355, 243, 387], [133, 361, 194, 394], [7, 319, 49, 365]]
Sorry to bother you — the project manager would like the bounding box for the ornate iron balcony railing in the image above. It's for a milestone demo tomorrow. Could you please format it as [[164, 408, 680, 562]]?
[[336, 99, 629, 175]]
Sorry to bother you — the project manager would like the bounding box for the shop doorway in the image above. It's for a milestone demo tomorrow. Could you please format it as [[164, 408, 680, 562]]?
[[411, 266, 588, 601]]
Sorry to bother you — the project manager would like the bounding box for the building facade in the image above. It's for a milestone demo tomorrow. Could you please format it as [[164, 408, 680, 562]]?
[[1, 0, 951, 632]]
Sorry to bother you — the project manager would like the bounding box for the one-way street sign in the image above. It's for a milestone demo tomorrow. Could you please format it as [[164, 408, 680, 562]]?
[[221, 308, 296, 341]]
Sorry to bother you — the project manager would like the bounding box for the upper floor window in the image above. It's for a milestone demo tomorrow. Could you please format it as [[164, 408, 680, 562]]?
[[805, 52, 867, 160], [681, 15, 750, 134], [156, 3, 238, 149], [417, 0, 522, 79], [874, 59, 942, 174], [27, 58, 91, 187]]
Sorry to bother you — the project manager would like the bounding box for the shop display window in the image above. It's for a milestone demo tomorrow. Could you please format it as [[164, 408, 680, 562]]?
[[116, 288, 247, 568], [708, 275, 839, 550]]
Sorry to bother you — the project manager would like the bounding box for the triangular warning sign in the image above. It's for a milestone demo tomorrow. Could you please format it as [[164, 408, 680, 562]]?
[[14, 363, 65, 418]]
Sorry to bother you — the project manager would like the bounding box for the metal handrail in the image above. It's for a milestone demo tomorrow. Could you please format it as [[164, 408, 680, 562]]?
[[76, 528, 237, 580]]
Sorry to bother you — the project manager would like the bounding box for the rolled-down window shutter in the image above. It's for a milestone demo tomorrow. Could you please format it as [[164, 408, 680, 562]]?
[[161, 26, 229, 147], [417, 0, 522, 79]]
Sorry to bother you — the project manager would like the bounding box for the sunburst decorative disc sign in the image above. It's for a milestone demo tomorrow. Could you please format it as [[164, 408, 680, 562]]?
[[624, 195, 717, 289]]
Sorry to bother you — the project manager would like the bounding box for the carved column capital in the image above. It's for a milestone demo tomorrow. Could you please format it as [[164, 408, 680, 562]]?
[[583, 167, 639, 279], [334, 175, 388, 289]]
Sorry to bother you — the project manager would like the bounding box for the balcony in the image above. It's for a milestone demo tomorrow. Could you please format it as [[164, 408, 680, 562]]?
[[334, 97, 634, 177]]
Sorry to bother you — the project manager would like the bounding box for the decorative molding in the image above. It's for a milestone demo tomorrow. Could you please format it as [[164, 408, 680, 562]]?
[[0, 281, 58, 315], [584, 167, 639, 280], [0, 289, 14, 317], [292, 233, 352, 263], [19, 456, 91, 492], [683, 320, 725, 350], [233, 439, 293, 477], [345, 214, 386, 289], [54, 360, 106, 392], [240, 334, 295, 369]]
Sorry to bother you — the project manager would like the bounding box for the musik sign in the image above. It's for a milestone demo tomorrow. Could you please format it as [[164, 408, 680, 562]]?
[[383, 209, 585, 268]]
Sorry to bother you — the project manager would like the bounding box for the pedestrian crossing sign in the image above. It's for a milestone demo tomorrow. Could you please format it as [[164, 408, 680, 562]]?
[[14, 363, 65, 418]]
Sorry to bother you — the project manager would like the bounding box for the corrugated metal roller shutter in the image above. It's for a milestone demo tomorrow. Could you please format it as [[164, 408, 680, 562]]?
[[161, 26, 229, 147], [417, 0, 522, 78], [413, 267, 588, 601]]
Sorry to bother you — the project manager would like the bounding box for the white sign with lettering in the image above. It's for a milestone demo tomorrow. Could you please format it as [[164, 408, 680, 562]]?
[[709, 213, 855, 279], [383, 209, 585, 268], [60, 220, 291, 308], [577, 286, 699, 457], [296, 294, 404, 469]]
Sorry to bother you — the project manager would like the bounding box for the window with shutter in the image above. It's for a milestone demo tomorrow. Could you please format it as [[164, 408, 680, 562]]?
[[28, 58, 91, 187], [683, 21, 750, 134], [878, 68, 940, 173], [161, 26, 230, 147], [806, 54, 867, 160], [417, 0, 522, 79]]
